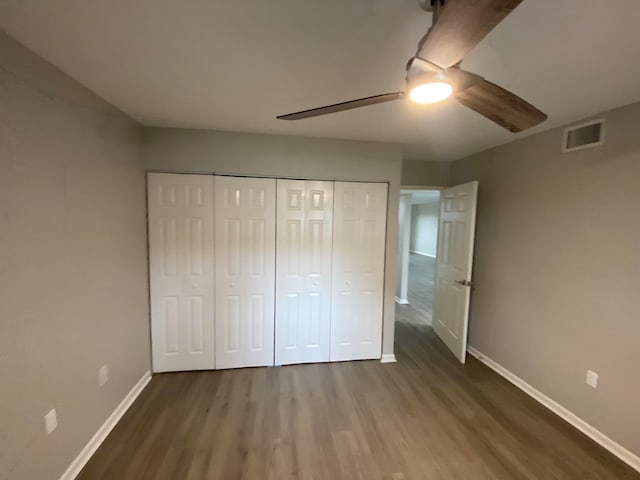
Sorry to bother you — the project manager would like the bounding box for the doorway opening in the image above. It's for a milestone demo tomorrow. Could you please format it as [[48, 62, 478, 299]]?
[[396, 188, 441, 327], [395, 181, 478, 364]]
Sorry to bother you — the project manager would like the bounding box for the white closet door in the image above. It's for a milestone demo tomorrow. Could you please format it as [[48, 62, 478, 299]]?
[[214, 176, 276, 369], [148, 173, 215, 372], [331, 182, 388, 361], [275, 180, 334, 365]]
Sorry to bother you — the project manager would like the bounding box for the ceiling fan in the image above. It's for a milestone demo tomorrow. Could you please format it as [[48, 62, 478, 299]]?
[[277, 0, 547, 133]]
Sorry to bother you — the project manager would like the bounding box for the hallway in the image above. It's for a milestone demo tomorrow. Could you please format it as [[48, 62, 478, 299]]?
[[397, 253, 435, 326]]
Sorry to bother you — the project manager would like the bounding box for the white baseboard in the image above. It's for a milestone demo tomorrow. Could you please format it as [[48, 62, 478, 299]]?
[[409, 250, 436, 258], [467, 347, 640, 473], [60, 370, 152, 480], [380, 354, 397, 364], [394, 296, 410, 305]]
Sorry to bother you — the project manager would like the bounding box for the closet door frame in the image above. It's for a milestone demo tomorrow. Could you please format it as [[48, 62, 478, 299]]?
[[147, 171, 390, 370]]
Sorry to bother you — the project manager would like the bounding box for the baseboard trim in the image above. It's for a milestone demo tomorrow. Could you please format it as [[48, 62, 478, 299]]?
[[394, 296, 410, 305], [467, 347, 640, 473], [59, 370, 152, 480], [409, 250, 436, 258], [380, 354, 397, 364]]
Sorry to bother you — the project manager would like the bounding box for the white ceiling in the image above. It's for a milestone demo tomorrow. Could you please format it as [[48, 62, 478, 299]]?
[[2, 0, 640, 161], [401, 190, 441, 204]]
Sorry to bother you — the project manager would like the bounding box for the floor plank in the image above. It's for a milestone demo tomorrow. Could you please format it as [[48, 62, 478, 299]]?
[[77, 317, 640, 479], [397, 253, 435, 326]]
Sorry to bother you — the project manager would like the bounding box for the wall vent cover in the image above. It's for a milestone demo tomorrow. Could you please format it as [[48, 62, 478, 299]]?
[[563, 119, 605, 152]]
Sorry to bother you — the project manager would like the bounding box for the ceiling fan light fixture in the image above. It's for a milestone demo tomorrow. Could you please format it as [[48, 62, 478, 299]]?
[[409, 81, 453, 104], [277, 0, 547, 132]]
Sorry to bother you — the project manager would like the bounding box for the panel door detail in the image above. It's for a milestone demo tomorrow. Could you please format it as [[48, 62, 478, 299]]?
[[275, 180, 334, 365], [432, 181, 478, 363], [148, 173, 215, 372], [330, 182, 388, 361], [214, 176, 276, 369]]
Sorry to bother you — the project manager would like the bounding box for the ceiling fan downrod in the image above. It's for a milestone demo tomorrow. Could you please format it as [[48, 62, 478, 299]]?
[[419, 0, 446, 23]]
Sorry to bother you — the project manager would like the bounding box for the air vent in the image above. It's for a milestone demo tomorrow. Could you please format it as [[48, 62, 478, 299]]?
[[563, 119, 605, 152]]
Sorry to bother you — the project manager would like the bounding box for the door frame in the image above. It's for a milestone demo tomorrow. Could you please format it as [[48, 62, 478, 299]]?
[[396, 186, 443, 311], [146, 171, 392, 367]]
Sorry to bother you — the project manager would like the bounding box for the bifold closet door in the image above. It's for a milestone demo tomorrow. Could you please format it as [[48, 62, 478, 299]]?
[[331, 181, 388, 362], [148, 173, 215, 372], [275, 180, 334, 365], [214, 176, 276, 369]]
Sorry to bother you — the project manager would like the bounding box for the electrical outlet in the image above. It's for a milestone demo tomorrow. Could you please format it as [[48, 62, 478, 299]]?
[[586, 370, 599, 389], [44, 409, 57, 434], [99, 364, 109, 387]]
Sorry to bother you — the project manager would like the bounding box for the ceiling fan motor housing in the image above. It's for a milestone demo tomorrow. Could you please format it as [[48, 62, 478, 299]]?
[[419, 0, 446, 12], [406, 59, 447, 91], [405, 57, 486, 98]]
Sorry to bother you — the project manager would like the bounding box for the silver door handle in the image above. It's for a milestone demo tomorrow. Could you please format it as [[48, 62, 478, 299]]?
[[454, 279, 472, 287]]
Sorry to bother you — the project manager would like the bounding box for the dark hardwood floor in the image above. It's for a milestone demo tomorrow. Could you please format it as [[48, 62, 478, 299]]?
[[78, 318, 639, 479]]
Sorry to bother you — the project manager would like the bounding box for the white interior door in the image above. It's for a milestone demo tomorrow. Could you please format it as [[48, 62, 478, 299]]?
[[214, 176, 276, 369], [433, 181, 478, 363], [147, 173, 215, 372], [331, 182, 387, 362], [275, 180, 333, 365]]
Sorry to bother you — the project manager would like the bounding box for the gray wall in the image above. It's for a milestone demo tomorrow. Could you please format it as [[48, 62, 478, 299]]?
[[142, 127, 403, 357], [401, 159, 451, 187], [0, 32, 150, 479], [409, 201, 439, 257], [451, 102, 640, 457]]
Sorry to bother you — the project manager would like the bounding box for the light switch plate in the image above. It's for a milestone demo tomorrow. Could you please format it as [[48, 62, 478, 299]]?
[[44, 409, 57, 434], [99, 364, 109, 387], [586, 370, 599, 389]]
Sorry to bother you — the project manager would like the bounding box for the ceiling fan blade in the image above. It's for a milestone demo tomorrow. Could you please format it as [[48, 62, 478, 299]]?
[[456, 79, 547, 132], [417, 0, 523, 69], [277, 92, 405, 120]]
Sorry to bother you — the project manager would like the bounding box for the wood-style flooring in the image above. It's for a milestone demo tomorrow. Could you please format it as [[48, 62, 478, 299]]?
[[78, 316, 639, 479], [397, 253, 435, 327]]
